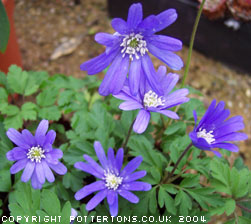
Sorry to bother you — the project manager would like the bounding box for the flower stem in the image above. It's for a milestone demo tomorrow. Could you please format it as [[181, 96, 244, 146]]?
[[181, 0, 206, 88], [122, 119, 135, 154], [236, 203, 251, 213], [163, 142, 193, 183]]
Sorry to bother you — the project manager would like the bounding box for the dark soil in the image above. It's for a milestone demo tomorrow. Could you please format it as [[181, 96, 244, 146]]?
[[14, 0, 250, 170]]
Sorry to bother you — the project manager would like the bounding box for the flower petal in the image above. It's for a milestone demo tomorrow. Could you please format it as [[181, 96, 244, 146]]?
[[74, 161, 103, 179], [109, 192, 118, 217], [111, 18, 128, 34], [138, 15, 159, 35], [95, 32, 118, 46], [147, 35, 182, 51], [94, 141, 108, 170], [99, 55, 129, 96], [31, 172, 43, 189], [122, 181, 152, 191], [211, 143, 239, 152], [118, 189, 139, 203], [22, 130, 36, 146], [123, 170, 147, 183], [116, 148, 124, 172], [44, 130, 56, 145], [75, 181, 106, 200], [129, 59, 141, 96], [155, 9, 177, 32], [86, 189, 108, 211], [6, 128, 29, 149], [215, 132, 248, 143], [148, 44, 183, 70], [157, 110, 179, 119], [48, 162, 67, 175], [107, 190, 116, 205], [121, 156, 143, 177], [21, 161, 35, 182], [10, 159, 28, 174], [119, 100, 143, 111], [127, 3, 143, 30], [83, 155, 104, 175], [35, 120, 49, 139], [36, 162, 45, 184], [133, 109, 151, 134], [42, 161, 55, 182], [6, 147, 27, 161]]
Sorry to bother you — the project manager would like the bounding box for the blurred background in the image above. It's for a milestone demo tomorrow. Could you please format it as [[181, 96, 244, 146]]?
[[3, 0, 251, 167]]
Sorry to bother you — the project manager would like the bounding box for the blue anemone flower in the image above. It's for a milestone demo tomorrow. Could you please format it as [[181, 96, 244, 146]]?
[[81, 3, 183, 96], [113, 66, 189, 134], [189, 99, 248, 157], [74, 141, 151, 216]]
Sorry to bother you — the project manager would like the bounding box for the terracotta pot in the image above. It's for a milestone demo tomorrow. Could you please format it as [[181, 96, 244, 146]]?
[[0, 0, 22, 74]]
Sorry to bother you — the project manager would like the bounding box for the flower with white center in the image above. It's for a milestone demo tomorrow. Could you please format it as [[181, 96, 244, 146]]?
[[81, 3, 183, 96], [26, 145, 46, 163], [74, 141, 151, 217], [113, 66, 189, 134], [6, 120, 67, 189], [189, 99, 248, 157]]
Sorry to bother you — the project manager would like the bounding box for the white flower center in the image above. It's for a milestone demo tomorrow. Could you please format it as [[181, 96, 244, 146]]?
[[104, 171, 123, 190], [120, 33, 148, 60], [197, 128, 215, 144], [143, 90, 165, 108], [27, 145, 46, 163]]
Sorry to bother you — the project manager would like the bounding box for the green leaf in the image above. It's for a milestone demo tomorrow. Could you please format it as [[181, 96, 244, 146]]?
[[175, 190, 192, 216], [7, 65, 28, 94], [0, 104, 19, 116], [28, 70, 49, 86], [0, 0, 10, 53], [24, 76, 39, 96], [36, 88, 58, 107], [38, 105, 61, 121], [0, 87, 8, 102], [149, 187, 157, 214], [4, 113, 23, 129], [61, 201, 72, 224], [21, 102, 37, 120], [180, 174, 200, 188], [164, 121, 186, 136], [225, 198, 236, 216], [158, 186, 177, 215], [0, 168, 11, 192], [41, 189, 61, 216]]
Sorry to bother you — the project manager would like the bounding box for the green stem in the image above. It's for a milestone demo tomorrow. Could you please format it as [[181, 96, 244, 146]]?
[[181, 0, 206, 88], [122, 119, 135, 154], [163, 142, 193, 183]]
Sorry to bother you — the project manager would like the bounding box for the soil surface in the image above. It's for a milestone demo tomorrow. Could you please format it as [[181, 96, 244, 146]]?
[[14, 0, 250, 170]]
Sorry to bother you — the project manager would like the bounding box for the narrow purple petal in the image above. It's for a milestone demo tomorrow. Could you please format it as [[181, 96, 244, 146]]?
[[127, 3, 143, 30], [210, 149, 222, 157], [121, 156, 143, 177], [137, 15, 159, 35], [74, 161, 104, 179], [162, 73, 179, 96], [147, 35, 182, 51], [22, 130, 36, 146], [129, 59, 141, 96], [83, 155, 104, 175], [141, 54, 163, 95], [122, 181, 152, 191], [123, 170, 147, 183], [155, 9, 177, 32], [119, 100, 143, 111], [148, 44, 183, 70], [86, 189, 108, 211], [45, 149, 63, 163], [107, 190, 116, 205], [94, 141, 108, 170], [133, 109, 151, 134], [44, 130, 56, 145], [213, 122, 245, 138], [36, 162, 45, 184], [193, 110, 198, 130], [42, 161, 55, 182], [35, 120, 48, 138], [163, 89, 189, 108], [6, 147, 26, 161], [99, 55, 129, 96], [111, 18, 128, 34], [157, 110, 179, 119], [10, 159, 28, 174], [6, 128, 29, 149], [31, 172, 42, 189], [75, 181, 106, 200], [109, 193, 118, 217], [48, 162, 67, 175], [215, 132, 248, 142], [211, 143, 239, 152], [35, 135, 46, 147], [95, 32, 117, 46], [118, 189, 139, 203], [116, 148, 124, 172], [21, 162, 35, 182], [107, 148, 117, 174]]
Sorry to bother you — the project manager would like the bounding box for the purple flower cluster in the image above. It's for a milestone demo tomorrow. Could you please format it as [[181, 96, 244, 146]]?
[[6, 120, 67, 189], [74, 141, 151, 216], [189, 99, 248, 156], [81, 3, 183, 96]]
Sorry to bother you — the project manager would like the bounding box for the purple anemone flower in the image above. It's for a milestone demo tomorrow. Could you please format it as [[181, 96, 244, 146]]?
[[113, 66, 189, 134], [81, 3, 183, 96], [189, 99, 248, 157], [6, 120, 67, 189], [74, 141, 151, 216]]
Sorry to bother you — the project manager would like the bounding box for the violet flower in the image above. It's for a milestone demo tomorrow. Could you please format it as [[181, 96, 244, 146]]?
[[81, 3, 183, 96], [74, 141, 151, 216], [189, 99, 248, 157], [113, 66, 189, 134], [6, 120, 67, 189]]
